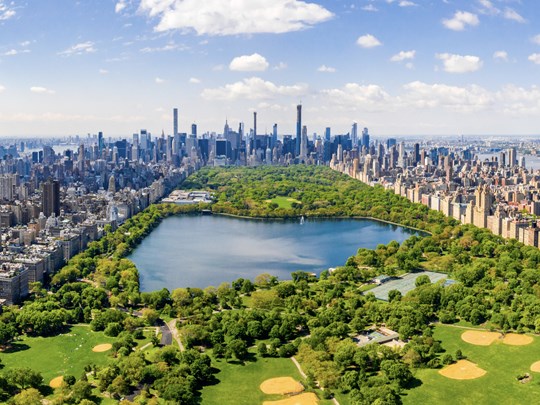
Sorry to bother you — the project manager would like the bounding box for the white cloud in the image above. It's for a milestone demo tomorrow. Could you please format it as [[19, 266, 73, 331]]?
[[399, 1, 417, 7], [115, 0, 127, 13], [528, 54, 540, 65], [390, 50, 416, 62], [4, 49, 31, 56], [317, 65, 336, 73], [30, 86, 55, 94], [532, 35, 540, 45], [229, 53, 269, 72], [442, 11, 479, 31], [155, 77, 165, 84], [139, 42, 187, 53], [477, 0, 499, 15], [0, 85, 4, 93], [493, 51, 508, 61], [99, 69, 109, 75], [503, 8, 525, 23], [138, 0, 333, 36], [201, 77, 308, 101], [273, 62, 287, 70], [436, 53, 483, 73], [357, 34, 382, 48], [402, 81, 493, 111], [59, 41, 96, 56], [362, 4, 378, 12], [20, 41, 31, 47], [189, 77, 201, 84], [0, 2, 15, 20], [321, 83, 391, 112]]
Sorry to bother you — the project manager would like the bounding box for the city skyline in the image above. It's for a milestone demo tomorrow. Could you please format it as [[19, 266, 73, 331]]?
[[1, 0, 540, 136]]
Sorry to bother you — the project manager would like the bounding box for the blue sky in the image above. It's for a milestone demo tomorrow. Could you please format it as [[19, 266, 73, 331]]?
[[1, 0, 540, 137]]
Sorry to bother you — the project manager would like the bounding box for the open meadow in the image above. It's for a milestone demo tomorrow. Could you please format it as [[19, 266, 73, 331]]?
[[403, 324, 540, 405], [0, 325, 116, 384]]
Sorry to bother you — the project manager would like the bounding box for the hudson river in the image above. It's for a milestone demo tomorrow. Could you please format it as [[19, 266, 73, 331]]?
[[129, 215, 419, 291]]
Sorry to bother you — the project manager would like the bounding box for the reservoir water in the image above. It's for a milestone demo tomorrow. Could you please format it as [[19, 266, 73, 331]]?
[[129, 215, 419, 291]]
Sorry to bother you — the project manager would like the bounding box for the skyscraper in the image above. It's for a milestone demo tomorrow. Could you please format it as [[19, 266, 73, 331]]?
[[296, 104, 302, 156], [272, 124, 278, 148], [42, 179, 60, 217], [325, 127, 331, 142], [351, 122, 358, 147], [300, 125, 308, 161], [252, 112, 257, 154], [361, 128, 370, 149], [173, 108, 178, 137]]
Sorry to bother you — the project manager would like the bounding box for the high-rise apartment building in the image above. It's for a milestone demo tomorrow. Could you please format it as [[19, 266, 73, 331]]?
[[42, 179, 60, 217], [296, 104, 302, 156], [173, 108, 178, 137]]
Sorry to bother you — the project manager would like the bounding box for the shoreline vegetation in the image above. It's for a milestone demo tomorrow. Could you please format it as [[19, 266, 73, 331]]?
[[2, 165, 540, 404]]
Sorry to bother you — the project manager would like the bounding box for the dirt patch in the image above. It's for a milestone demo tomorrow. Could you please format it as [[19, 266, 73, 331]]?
[[92, 343, 112, 352], [503, 334, 533, 346], [439, 360, 487, 380], [263, 392, 319, 405], [50, 376, 64, 388], [461, 331, 501, 346], [530, 361, 540, 372], [260, 377, 304, 395]]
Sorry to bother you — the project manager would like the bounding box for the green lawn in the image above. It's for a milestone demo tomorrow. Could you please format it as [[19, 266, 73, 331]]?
[[202, 352, 333, 404], [266, 196, 301, 209], [403, 324, 540, 405], [0, 325, 116, 384]]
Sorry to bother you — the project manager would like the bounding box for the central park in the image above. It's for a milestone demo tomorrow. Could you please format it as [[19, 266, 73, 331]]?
[[2, 165, 540, 404]]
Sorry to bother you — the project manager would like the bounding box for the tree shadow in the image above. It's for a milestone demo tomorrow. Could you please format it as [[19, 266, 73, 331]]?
[[1, 342, 30, 353]]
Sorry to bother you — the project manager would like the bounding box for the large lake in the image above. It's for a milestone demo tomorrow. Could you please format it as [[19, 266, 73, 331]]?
[[129, 215, 419, 291]]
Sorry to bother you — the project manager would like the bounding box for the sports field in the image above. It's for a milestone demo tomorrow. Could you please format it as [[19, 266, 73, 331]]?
[[266, 196, 302, 209], [0, 325, 116, 383], [201, 352, 333, 405], [403, 325, 540, 405]]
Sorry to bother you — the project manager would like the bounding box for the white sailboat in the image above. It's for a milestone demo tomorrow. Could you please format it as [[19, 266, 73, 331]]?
[[300, 216, 305, 225]]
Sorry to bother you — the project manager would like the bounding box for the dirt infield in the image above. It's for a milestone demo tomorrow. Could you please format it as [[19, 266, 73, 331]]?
[[461, 330, 533, 346], [92, 343, 112, 352], [439, 360, 487, 380], [530, 361, 540, 372], [502, 334, 533, 346], [50, 376, 64, 388], [262, 392, 319, 405], [260, 377, 304, 395], [461, 331, 500, 346]]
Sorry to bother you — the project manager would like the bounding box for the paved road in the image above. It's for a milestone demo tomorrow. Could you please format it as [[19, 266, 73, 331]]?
[[159, 321, 172, 346]]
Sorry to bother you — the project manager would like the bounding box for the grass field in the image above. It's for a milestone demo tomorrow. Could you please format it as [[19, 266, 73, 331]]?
[[266, 196, 302, 209], [0, 325, 116, 383], [201, 352, 333, 405], [403, 324, 540, 405]]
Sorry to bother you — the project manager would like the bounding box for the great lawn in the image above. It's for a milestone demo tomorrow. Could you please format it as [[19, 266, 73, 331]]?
[[265, 196, 302, 209], [403, 324, 540, 405], [0, 325, 116, 383], [201, 351, 333, 405]]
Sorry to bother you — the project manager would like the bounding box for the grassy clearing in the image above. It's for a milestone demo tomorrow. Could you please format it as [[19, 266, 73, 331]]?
[[402, 324, 540, 405], [201, 352, 333, 405], [0, 325, 116, 383], [265, 196, 302, 209]]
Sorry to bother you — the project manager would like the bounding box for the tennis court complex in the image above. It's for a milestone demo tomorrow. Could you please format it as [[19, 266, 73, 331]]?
[[370, 271, 448, 301]]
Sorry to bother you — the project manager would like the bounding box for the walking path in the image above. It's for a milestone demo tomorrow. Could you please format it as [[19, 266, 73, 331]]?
[[291, 357, 340, 405]]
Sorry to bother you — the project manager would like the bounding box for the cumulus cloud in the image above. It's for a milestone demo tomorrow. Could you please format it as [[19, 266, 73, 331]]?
[[189, 77, 201, 84], [442, 11, 479, 31], [273, 62, 287, 70], [155, 77, 165, 84], [30, 86, 55, 94], [138, 0, 333, 36], [229, 53, 269, 72], [493, 51, 508, 61], [357, 34, 382, 48], [528, 54, 540, 65], [59, 41, 96, 56], [390, 50, 416, 62], [201, 77, 308, 100], [321, 83, 391, 112], [139, 42, 187, 53], [0, 85, 5, 93], [115, 0, 127, 13], [0, 2, 15, 20], [436, 53, 483, 73], [99, 69, 109, 75], [317, 65, 336, 73]]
